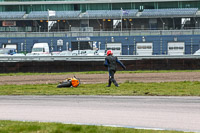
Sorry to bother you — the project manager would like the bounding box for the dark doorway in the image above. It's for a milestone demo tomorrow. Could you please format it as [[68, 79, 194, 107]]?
[[71, 41, 93, 50], [74, 4, 80, 11]]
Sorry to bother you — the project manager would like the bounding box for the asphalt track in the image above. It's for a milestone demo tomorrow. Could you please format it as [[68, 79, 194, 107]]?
[[0, 96, 199, 132]]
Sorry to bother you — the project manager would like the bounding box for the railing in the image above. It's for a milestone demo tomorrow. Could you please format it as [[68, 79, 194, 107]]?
[[0, 29, 200, 38], [1, 55, 200, 62]]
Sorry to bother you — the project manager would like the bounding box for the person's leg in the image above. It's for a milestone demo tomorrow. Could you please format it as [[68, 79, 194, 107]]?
[[107, 78, 112, 87], [110, 70, 119, 87], [106, 71, 112, 87]]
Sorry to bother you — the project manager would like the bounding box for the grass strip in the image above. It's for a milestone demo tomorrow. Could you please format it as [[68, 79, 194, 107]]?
[[1, 70, 200, 76], [0, 120, 192, 133], [0, 81, 200, 96]]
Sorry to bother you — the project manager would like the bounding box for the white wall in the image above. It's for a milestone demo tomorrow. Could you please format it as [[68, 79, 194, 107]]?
[[106, 43, 122, 56], [136, 42, 153, 55], [168, 42, 185, 55]]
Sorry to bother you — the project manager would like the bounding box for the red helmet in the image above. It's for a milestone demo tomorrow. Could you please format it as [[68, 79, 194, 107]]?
[[107, 50, 113, 56]]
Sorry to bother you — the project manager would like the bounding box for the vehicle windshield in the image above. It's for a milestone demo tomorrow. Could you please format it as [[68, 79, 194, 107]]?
[[98, 50, 105, 53], [32, 48, 44, 52], [86, 50, 95, 54], [0, 49, 9, 54]]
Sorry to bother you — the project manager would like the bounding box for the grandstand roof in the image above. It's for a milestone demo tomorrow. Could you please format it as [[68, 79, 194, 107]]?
[[0, 12, 25, 19], [0, 0, 198, 5], [140, 8, 198, 18], [82, 10, 138, 19], [27, 11, 81, 20], [0, 8, 198, 20]]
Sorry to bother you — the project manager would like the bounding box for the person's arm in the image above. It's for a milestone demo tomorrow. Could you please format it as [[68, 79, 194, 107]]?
[[104, 58, 108, 67], [116, 58, 126, 70]]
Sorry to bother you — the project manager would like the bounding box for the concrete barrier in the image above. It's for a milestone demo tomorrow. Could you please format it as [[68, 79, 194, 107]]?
[[0, 58, 200, 73]]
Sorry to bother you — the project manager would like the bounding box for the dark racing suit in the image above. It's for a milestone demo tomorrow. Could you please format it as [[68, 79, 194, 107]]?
[[104, 55, 126, 87]]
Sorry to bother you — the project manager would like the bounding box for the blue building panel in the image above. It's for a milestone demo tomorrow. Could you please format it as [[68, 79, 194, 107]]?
[[0, 35, 199, 55]]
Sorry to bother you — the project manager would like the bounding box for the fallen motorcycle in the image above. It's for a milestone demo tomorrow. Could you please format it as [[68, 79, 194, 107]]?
[[57, 76, 80, 88]]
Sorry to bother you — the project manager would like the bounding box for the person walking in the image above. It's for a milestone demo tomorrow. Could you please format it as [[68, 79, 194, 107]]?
[[104, 50, 126, 87]]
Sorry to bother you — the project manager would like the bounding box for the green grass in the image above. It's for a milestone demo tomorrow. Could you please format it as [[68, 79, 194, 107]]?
[[1, 81, 200, 96], [1, 70, 200, 76], [0, 120, 192, 133]]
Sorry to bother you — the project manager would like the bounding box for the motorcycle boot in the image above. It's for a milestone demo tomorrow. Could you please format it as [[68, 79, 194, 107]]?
[[106, 78, 112, 87]]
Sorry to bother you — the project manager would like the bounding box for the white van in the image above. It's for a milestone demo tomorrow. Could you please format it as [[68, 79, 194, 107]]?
[[31, 43, 49, 54], [194, 49, 200, 55]]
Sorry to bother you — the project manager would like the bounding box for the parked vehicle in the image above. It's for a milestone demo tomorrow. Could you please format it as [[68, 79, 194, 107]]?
[[193, 49, 200, 55], [71, 50, 96, 56], [51, 51, 61, 56], [59, 51, 72, 56], [72, 50, 79, 56], [13, 53, 25, 56], [95, 50, 106, 56], [31, 43, 49, 54], [0, 48, 17, 55], [81, 50, 96, 56]]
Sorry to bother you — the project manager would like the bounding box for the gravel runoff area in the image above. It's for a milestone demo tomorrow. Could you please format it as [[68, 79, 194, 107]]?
[[0, 72, 200, 85]]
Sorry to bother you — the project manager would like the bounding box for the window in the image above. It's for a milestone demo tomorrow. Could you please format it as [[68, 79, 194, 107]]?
[[174, 47, 179, 50], [116, 47, 120, 50], [137, 45, 152, 49], [169, 46, 184, 50]]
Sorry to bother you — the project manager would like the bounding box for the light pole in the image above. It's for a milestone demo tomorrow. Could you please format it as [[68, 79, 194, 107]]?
[[163, 23, 165, 30], [98, 42, 101, 50], [39, 26, 41, 32], [69, 25, 71, 31], [47, 9, 49, 32], [21, 43, 23, 52], [66, 42, 69, 51], [121, 8, 123, 32]]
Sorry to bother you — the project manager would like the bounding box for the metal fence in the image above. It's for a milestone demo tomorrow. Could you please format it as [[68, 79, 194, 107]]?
[[1, 55, 200, 62], [1, 29, 200, 38]]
